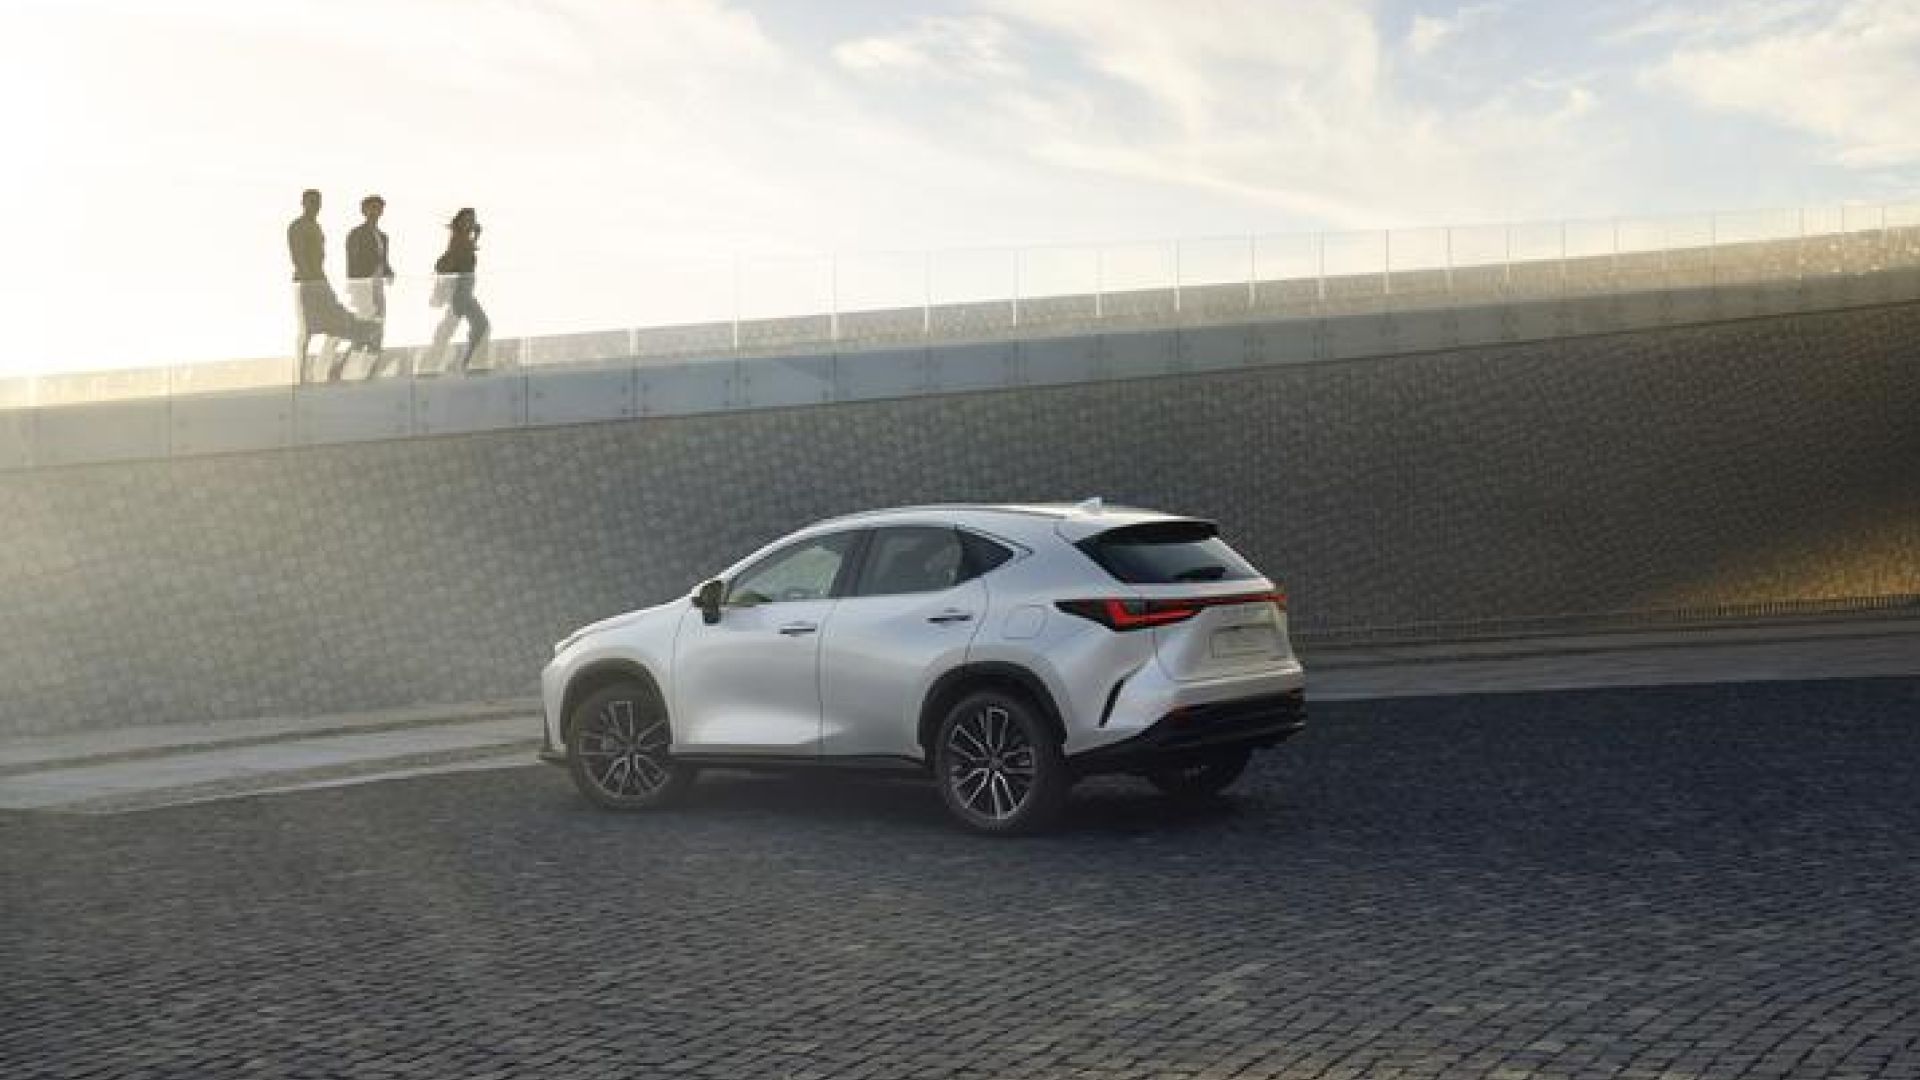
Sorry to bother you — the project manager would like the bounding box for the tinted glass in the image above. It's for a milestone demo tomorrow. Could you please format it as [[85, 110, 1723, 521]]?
[[1077, 521, 1259, 585], [852, 527, 966, 597], [727, 531, 859, 605], [960, 530, 1016, 577]]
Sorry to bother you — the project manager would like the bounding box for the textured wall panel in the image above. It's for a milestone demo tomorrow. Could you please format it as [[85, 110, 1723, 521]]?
[[1507, 300, 1565, 344], [1667, 285, 1720, 326], [1102, 331, 1176, 381], [294, 382, 413, 445], [1, 303, 1916, 735], [833, 348, 927, 402], [1451, 304, 1510, 349], [1615, 292, 1670, 332], [170, 389, 294, 458], [414, 374, 529, 432], [413, 376, 526, 436], [1178, 326, 1255, 373], [1018, 336, 1098, 387], [639, 358, 735, 417], [1718, 282, 1803, 321], [36, 401, 170, 466], [1252, 319, 1321, 365], [739, 355, 835, 409], [1803, 275, 1853, 311], [1566, 296, 1623, 337], [1392, 309, 1460, 353], [1325, 313, 1393, 359], [526, 367, 637, 426], [929, 343, 1015, 393]]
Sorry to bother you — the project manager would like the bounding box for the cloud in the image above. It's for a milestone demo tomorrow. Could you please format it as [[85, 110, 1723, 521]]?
[[833, 15, 1024, 81], [848, 0, 1615, 227], [1607, 0, 1823, 44], [1405, 2, 1506, 57], [1640, 0, 1920, 167]]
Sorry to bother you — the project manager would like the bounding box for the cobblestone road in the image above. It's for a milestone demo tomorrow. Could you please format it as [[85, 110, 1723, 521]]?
[[5, 677, 1918, 1080]]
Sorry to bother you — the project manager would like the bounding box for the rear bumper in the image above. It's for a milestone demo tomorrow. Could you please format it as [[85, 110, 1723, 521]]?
[[1068, 688, 1305, 775]]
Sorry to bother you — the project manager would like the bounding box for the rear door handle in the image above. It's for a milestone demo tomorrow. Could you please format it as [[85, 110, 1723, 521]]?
[[777, 622, 819, 636], [927, 611, 975, 625]]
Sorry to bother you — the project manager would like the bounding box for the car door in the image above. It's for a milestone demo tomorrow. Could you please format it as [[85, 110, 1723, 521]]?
[[672, 529, 864, 757], [818, 526, 994, 761]]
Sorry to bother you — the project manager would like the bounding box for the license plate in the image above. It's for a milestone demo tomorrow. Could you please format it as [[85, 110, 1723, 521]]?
[[1210, 625, 1276, 657]]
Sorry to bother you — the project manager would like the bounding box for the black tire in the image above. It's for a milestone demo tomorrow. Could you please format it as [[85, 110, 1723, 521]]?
[[934, 689, 1069, 835], [566, 680, 695, 811], [1145, 748, 1252, 801]]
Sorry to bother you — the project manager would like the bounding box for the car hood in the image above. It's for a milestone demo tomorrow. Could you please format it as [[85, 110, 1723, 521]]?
[[556, 598, 682, 652]]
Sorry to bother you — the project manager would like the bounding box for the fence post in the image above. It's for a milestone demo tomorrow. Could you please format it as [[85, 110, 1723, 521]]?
[[1247, 235, 1257, 311], [1093, 246, 1103, 320], [1173, 240, 1182, 316], [1012, 249, 1021, 329]]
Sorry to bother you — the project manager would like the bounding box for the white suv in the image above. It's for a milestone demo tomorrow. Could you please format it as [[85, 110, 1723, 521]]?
[[539, 501, 1306, 834]]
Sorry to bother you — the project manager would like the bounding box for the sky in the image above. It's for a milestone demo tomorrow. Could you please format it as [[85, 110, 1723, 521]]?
[[1, 0, 1917, 376]]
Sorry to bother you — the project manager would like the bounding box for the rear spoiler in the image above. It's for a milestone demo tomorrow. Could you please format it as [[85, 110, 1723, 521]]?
[[1054, 515, 1218, 544]]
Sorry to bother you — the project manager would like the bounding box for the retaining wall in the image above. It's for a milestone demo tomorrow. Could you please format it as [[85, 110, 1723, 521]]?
[[2, 302, 1916, 735]]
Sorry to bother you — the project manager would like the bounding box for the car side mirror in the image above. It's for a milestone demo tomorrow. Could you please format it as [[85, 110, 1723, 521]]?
[[693, 579, 724, 625]]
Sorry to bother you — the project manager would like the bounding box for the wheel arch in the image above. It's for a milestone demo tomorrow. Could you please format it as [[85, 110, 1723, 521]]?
[[918, 661, 1067, 760], [559, 659, 666, 744]]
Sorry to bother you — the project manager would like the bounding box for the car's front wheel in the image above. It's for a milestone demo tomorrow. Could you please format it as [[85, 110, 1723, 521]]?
[[934, 689, 1069, 835], [1144, 748, 1252, 801], [566, 680, 695, 810]]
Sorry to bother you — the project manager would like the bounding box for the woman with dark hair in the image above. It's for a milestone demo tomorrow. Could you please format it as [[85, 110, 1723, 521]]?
[[429, 207, 490, 374]]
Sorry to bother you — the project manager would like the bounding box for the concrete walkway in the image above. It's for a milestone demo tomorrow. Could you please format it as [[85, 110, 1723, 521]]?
[[2, 615, 1915, 814], [1305, 614, 1920, 699], [0, 702, 541, 814]]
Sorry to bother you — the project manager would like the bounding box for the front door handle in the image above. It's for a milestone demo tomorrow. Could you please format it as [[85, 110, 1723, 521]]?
[[927, 611, 975, 625], [777, 622, 819, 636]]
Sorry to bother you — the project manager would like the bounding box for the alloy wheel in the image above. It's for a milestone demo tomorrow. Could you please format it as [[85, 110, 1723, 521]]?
[[576, 697, 672, 800], [945, 703, 1037, 822]]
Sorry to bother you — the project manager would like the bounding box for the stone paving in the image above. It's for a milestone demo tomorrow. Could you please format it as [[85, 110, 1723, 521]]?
[[4, 676, 1918, 1079]]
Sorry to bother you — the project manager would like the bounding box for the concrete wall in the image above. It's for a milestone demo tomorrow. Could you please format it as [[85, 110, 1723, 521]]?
[[2, 302, 1916, 735]]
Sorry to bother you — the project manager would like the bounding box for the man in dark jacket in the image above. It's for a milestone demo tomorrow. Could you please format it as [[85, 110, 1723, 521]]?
[[345, 195, 400, 378], [346, 195, 393, 319], [288, 189, 326, 284]]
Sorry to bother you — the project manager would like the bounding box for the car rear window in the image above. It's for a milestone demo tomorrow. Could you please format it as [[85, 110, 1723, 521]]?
[[1076, 520, 1259, 585]]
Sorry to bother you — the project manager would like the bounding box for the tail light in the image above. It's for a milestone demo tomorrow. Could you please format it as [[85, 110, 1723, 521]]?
[[1056, 591, 1286, 632]]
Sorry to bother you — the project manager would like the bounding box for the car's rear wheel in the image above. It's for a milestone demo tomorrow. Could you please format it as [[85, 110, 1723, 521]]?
[[566, 681, 695, 810], [934, 689, 1068, 835], [1145, 748, 1252, 801]]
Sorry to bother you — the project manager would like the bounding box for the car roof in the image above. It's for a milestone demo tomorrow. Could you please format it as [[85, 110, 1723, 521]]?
[[803, 500, 1208, 544]]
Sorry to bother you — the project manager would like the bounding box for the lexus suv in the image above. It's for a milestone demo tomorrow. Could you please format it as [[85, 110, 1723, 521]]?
[[539, 500, 1306, 834]]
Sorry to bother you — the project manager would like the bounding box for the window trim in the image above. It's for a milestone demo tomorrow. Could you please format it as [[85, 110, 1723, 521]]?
[[724, 529, 868, 607], [956, 526, 1022, 580], [834, 524, 1029, 600], [845, 525, 971, 599]]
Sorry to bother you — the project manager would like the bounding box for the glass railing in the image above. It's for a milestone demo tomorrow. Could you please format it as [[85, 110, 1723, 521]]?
[[3, 200, 1917, 414]]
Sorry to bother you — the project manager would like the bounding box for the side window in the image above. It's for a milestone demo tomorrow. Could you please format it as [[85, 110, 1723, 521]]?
[[726, 531, 860, 606], [959, 530, 1016, 578], [852, 527, 966, 598]]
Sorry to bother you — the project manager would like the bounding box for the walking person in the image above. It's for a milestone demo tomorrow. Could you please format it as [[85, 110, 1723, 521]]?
[[429, 207, 490, 375], [345, 194, 399, 378], [287, 188, 380, 383]]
